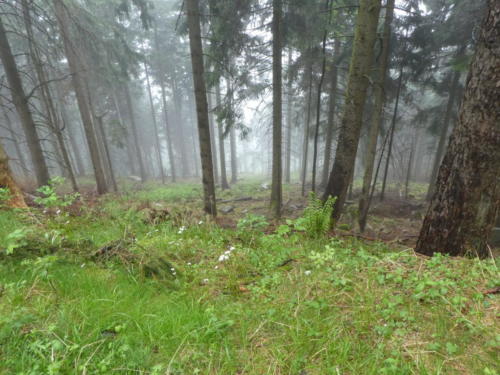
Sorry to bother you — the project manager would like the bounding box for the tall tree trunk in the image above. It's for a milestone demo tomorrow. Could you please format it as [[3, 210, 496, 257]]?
[[0, 15, 49, 186], [380, 64, 404, 201], [358, 0, 395, 231], [284, 48, 293, 184], [124, 84, 146, 182], [216, 84, 230, 189], [53, 0, 108, 194], [172, 79, 190, 178], [320, 38, 341, 188], [144, 61, 166, 184], [207, 92, 219, 184], [270, 0, 283, 218], [230, 125, 237, 184], [404, 127, 418, 199], [323, 0, 382, 220], [301, 58, 314, 196], [415, 1, 500, 257], [185, 0, 217, 216], [426, 69, 461, 200], [312, 0, 332, 193], [95, 114, 118, 192], [0, 142, 26, 208]]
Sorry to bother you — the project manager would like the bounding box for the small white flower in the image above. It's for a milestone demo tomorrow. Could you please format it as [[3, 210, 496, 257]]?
[[170, 268, 175, 272], [80, 263, 86, 268], [218, 254, 229, 262], [187, 262, 192, 266], [229, 246, 236, 251], [214, 266, 219, 270], [56, 209, 61, 215], [224, 250, 231, 255], [198, 220, 203, 225], [304, 270, 312, 276], [202, 278, 209, 284]]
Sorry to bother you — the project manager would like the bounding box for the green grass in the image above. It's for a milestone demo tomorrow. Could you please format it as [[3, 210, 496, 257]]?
[[0, 182, 498, 374]]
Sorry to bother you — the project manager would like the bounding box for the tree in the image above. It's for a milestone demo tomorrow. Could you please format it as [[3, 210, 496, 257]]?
[[323, 0, 382, 220], [53, 0, 108, 194], [415, 0, 499, 258], [185, 0, 217, 216], [0, 142, 26, 208], [0, 15, 49, 187], [270, 0, 283, 218], [358, 0, 395, 231]]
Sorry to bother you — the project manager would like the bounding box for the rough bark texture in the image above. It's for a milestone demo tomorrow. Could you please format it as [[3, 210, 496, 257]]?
[[358, 0, 395, 231], [320, 39, 341, 188], [301, 59, 313, 197], [186, 0, 217, 216], [0, 143, 26, 208], [415, 1, 500, 258], [0, 15, 49, 187], [0, 97, 28, 174], [270, 0, 283, 218], [207, 93, 219, 184], [284, 49, 293, 184], [54, 0, 108, 194], [323, 0, 382, 219]]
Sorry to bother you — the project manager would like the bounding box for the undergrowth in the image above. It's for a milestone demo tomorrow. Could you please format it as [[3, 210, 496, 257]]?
[[0, 181, 498, 374]]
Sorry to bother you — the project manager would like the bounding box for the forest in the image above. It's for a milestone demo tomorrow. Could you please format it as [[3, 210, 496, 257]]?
[[0, 0, 499, 373]]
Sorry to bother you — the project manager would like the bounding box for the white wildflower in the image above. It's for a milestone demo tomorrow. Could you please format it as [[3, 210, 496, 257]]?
[[214, 265, 219, 270], [304, 270, 312, 276], [202, 278, 209, 284], [218, 254, 229, 262], [198, 220, 203, 225], [187, 262, 192, 266], [56, 209, 61, 215], [229, 246, 236, 252], [224, 250, 231, 255]]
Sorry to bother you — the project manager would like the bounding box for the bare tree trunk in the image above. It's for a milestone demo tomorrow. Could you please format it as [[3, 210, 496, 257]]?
[[230, 125, 237, 184], [312, 0, 332, 193], [426, 69, 461, 200], [186, 0, 217, 216], [53, 0, 108, 194], [284, 49, 293, 184], [216, 84, 230, 189], [380, 64, 404, 201], [320, 38, 341, 188], [0, 142, 26, 208], [358, 0, 395, 231], [415, 1, 500, 257], [124, 84, 146, 182], [207, 92, 219, 184], [171, 80, 191, 178], [144, 61, 166, 183], [270, 0, 283, 217], [301, 59, 313, 196], [0, 15, 49, 187], [404, 128, 418, 199], [323, 0, 382, 220], [95, 114, 118, 192]]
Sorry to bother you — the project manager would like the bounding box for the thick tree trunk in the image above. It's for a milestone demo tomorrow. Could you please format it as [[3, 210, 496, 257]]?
[[270, 0, 283, 218], [230, 125, 237, 184], [284, 49, 293, 184], [426, 69, 461, 200], [216, 84, 230, 189], [171, 80, 190, 178], [95, 114, 118, 192], [185, 0, 217, 216], [415, 1, 500, 258], [0, 15, 49, 187], [358, 0, 395, 231], [320, 39, 341, 188], [0, 97, 28, 174], [323, 0, 382, 220], [0, 143, 26, 208], [53, 0, 108, 194], [144, 61, 166, 183]]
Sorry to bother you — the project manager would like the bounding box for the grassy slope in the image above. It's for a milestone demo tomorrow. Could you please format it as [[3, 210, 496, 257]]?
[[0, 182, 498, 375]]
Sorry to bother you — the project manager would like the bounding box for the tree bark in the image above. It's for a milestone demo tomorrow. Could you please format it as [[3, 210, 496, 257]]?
[[124, 84, 146, 182], [0, 15, 49, 187], [95, 114, 118, 192], [426, 69, 461, 200], [207, 92, 219, 184], [185, 0, 217, 216], [301, 58, 314, 197], [0, 142, 26, 208], [320, 38, 341, 188], [358, 0, 395, 231], [53, 0, 108, 194], [230, 124, 237, 184], [270, 0, 283, 218], [415, 0, 500, 257], [0, 97, 28, 174], [323, 0, 382, 220]]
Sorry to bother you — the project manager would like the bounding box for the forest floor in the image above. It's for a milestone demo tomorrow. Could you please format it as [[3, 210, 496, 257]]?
[[0, 179, 498, 374]]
